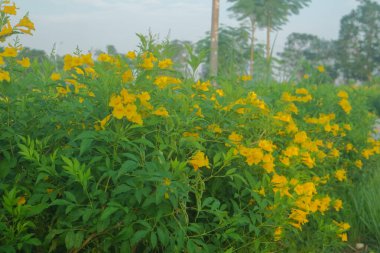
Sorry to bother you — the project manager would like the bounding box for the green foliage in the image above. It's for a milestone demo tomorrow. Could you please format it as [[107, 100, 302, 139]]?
[[337, 0, 380, 82], [1, 2, 380, 252]]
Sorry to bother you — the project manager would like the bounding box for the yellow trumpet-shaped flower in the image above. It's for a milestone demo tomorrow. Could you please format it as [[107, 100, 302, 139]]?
[[17, 57, 30, 68], [188, 151, 210, 171]]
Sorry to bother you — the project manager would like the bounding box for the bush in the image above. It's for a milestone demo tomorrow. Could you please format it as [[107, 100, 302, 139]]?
[[1, 2, 380, 252]]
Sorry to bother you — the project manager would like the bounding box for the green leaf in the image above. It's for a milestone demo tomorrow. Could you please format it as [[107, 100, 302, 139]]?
[[64, 191, 77, 203], [65, 231, 76, 249], [130, 230, 149, 246], [73, 231, 84, 249], [80, 138, 93, 156], [100, 206, 119, 221], [150, 232, 157, 248], [157, 226, 169, 246]]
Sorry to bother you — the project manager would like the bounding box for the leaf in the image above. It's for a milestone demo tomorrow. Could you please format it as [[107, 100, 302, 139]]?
[[80, 138, 93, 156], [24, 237, 41, 246], [118, 160, 139, 178], [25, 203, 49, 217], [73, 231, 84, 249], [150, 232, 157, 248], [100, 206, 119, 221], [134, 138, 155, 148], [65, 231, 76, 250], [187, 239, 197, 253], [64, 191, 77, 203], [225, 168, 237, 176], [130, 230, 149, 246], [157, 226, 169, 246]]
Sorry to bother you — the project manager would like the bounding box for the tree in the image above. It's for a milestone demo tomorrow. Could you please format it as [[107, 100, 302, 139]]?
[[337, 0, 380, 82], [210, 0, 220, 79], [228, 0, 261, 76], [278, 33, 338, 81], [228, 0, 311, 76], [197, 26, 259, 80]]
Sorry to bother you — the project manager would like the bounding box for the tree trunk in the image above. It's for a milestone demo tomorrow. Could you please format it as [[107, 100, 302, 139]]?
[[249, 16, 256, 77], [266, 17, 271, 62], [210, 0, 220, 80]]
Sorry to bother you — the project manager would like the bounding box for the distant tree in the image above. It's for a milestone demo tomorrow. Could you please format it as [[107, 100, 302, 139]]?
[[337, 0, 380, 82], [228, 0, 261, 76], [19, 47, 48, 62], [106, 45, 118, 56], [228, 0, 311, 77], [278, 33, 338, 81], [197, 26, 256, 80], [210, 0, 220, 79]]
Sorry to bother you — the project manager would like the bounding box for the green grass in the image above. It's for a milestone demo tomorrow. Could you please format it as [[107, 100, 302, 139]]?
[[349, 159, 380, 251]]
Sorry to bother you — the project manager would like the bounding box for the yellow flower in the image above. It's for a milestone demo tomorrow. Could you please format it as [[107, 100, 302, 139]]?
[[119, 88, 136, 104], [303, 74, 310, 79], [258, 186, 265, 196], [112, 105, 125, 119], [259, 140, 276, 152], [355, 160, 363, 169], [17, 196, 26, 205], [338, 233, 348, 242], [316, 65, 325, 73], [154, 76, 182, 89], [183, 132, 199, 138], [126, 51, 136, 60], [216, 89, 224, 96], [158, 58, 173, 69], [122, 69, 134, 83], [280, 156, 290, 166], [241, 75, 252, 81], [337, 90, 349, 99], [294, 131, 308, 143], [51, 72, 61, 81], [0, 21, 13, 38], [2, 2, 17, 15], [188, 151, 210, 171], [140, 58, 154, 69], [228, 132, 243, 145], [274, 227, 282, 241], [137, 92, 151, 102], [99, 115, 111, 130], [334, 221, 351, 231], [289, 209, 309, 229], [15, 15, 35, 32], [97, 53, 112, 63], [295, 88, 309, 95], [153, 107, 169, 117], [283, 146, 299, 157], [333, 199, 343, 211], [193, 80, 211, 91], [16, 57, 30, 68], [0, 70, 10, 82], [319, 196, 331, 213], [207, 124, 222, 134], [1, 47, 17, 57], [338, 99, 352, 114], [302, 153, 315, 168], [294, 182, 317, 196], [163, 177, 171, 186], [335, 169, 347, 181]]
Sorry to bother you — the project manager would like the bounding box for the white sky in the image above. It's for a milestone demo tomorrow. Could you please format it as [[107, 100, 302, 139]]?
[[14, 0, 370, 55]]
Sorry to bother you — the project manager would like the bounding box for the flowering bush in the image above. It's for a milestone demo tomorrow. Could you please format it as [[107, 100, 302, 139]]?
[[0, 1, 380, 252]]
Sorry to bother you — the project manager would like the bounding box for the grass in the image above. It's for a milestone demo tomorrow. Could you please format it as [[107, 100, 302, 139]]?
[[348, 158, 380, 252]]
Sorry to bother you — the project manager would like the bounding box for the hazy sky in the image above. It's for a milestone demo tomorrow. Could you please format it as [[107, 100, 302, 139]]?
[[15, 0, 370, 55]]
